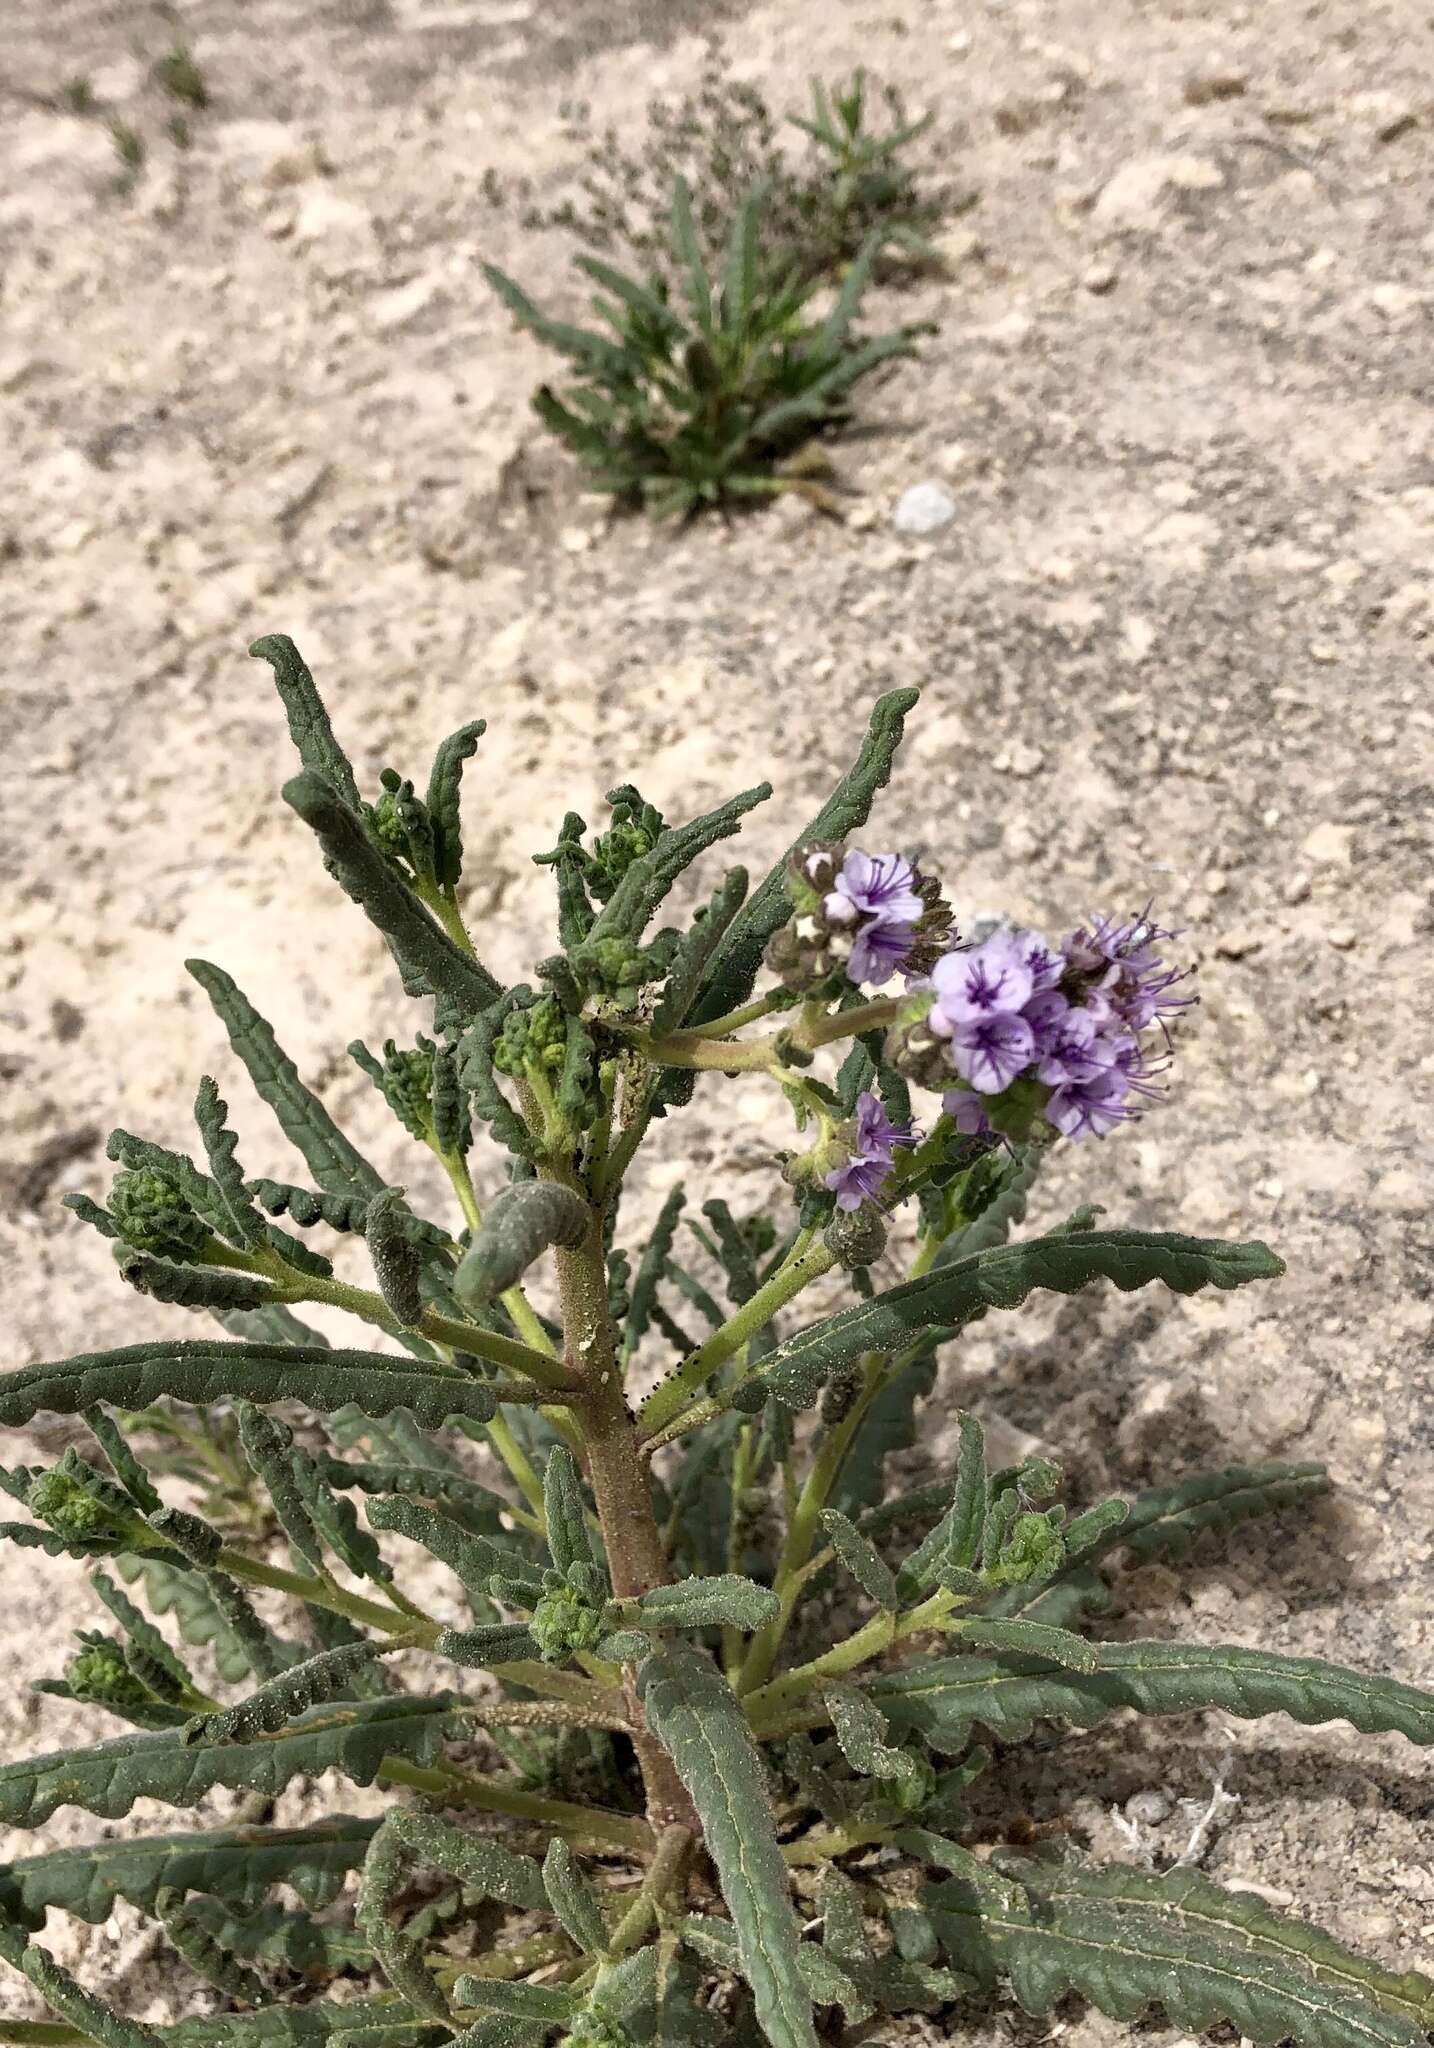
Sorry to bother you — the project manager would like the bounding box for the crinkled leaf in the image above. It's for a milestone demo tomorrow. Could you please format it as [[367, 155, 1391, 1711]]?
[[754, 1232, 1285, 1412], [0, 1341, 497, 1433], [638, 1644, 818, 2048], [0, 1695, 457, 1829], [868, 1639, 1434, 1751]]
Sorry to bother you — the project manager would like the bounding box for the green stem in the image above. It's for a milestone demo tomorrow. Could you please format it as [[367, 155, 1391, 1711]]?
[[797, 994, 905, 1048], [272, 1267, 573, 1391], [0, 2026, 85, 2047], [606, 1824, 693, 1957], [781, 1819, 896, 1867], [638, 1234, 834, 1440], [378, 1756, 652, 1855], [736, 1351, 885, 1696], [744, 1587, 959, 1733], [217, 1546, 435, 1640], [631, 1030, 780, 1073], [678, 990, 789, 1039]]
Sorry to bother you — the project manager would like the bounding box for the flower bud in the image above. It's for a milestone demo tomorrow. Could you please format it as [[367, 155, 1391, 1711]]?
[[564, 2012, 631, 2048], [66, 1636, 156, 1711], [987, 1509, 1067, 1587], [28, 1467, 140, 1549], [823, 1205, 888, 1272], [530, 1583, 608, 1665], [108, 1169, 209, 1263]]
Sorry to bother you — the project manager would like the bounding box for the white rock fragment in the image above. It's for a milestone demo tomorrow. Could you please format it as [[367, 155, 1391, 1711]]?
[[892, 481, 958, 536]]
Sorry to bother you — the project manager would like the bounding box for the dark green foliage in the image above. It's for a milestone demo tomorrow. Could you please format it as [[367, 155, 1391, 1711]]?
[[0, 1340, 500, 1433], [486, 185, 926, 519], [454, 1184, 588, 1308], [750, 1230, 1284, 1414], [6, 639, 1428, 2048], [867, 1639, 1434, 1752], [639, 1645, 818, 2048], [925, 1853, 1433, 2048]]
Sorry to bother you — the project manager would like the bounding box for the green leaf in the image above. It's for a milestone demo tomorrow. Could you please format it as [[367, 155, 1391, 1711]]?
[[650, 870, 750, 1037], [897, 1412, 985, 1594], [542, 1445, 594, 1579], [0, 1925, 162, 2047], [249, 635, 361, 812], [868, 1638, 1434, 1751], [1004, 1858, 1434, 2035], [1099, 1459, 1331, 1564], [0, 1818, 379, 1928], [183, 1644, 385, 1747], [754, 1231, 1285, 1412], [630, 1576, 780, 1634], [0, 1695, 456, 1829], [638, 1643, 818, 2048], [156, 1886, 273, 2007], [425, 722, 486, 891], [817, 1511, 895, 1610], [192, 1077, 266, 1250], [283, 773, 500, 1020], [924, 1854, 1430, 2048], [187, 961, 383, 1199], [453, 1184, 587, 1311], [541, 1839, 608, 1957], [825, 1687, 924, 1797], [685, 688, 920, 1032], [82, 1412, 163, 1518], [364, 1495, 542, 1611], [112, 1556, 274, 1684], [0, 1341, 497, 1434], [586, 784, 771, 950], [360, 1809, 546, 2019], [620, 1185, 687, 1363], [943, 1618, 1098, 1674]]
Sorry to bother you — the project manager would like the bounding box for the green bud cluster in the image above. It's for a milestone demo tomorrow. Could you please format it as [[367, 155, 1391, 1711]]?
[[28, 1466, 140, 1549], [65, 1635, 154, 1711], [986, 1508, 1067, 1587], [108, 1168, 210, 1262], [530, 1582, 608, 1665], [494, 995, 569, 1082], [369, 786, 408, 853], [570, 931, 678, 1014], [586, 786, 665, 903]]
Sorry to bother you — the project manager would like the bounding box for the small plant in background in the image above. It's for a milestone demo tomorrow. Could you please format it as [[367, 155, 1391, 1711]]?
[[1, 639, 1432, 2048], [521, 44, 970, 288], [152, 42, 209, 111], [485, 182, 929, 517], [59, 75, 95, 115], [107, 120, 146, 197]]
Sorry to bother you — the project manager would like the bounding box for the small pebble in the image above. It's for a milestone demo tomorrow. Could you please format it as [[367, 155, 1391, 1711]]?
[[1082, 263, 1118, 295], [892, 481, 958, 537], [1327, 927, 1357, 950]]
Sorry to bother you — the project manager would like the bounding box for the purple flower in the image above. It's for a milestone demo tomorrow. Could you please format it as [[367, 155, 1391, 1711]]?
[[948, 1012, 1035, 1094], [943, 1089, 992, 1136], [1028, 994, 1105, 1087], [825, 850, 925, 989], [1062, 911, 1194, 1036], [1045, 1066, 1131, 1139], [929, 933, 1035, 1025], [824, 1089, 920, 1211]]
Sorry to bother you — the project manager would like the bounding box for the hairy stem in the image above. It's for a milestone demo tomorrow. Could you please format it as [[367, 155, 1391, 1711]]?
[[743, 1586, 960, 1732], [736, 1350, 886, 1695], [607, 1824, 693, 1957], [378, 1756, 652, 1856], [552, 1192, 701, 1835], [638, 1233, 834, 1439]]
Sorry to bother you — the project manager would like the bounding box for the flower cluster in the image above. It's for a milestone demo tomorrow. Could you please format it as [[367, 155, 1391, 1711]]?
[[824, 1089, 919, 1211], [903, 913, 1191, 1142], [766, 844, 951, 994]]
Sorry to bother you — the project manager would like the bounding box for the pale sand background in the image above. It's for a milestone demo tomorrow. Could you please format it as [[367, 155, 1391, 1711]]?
[[2, 0, 1433, 2033]]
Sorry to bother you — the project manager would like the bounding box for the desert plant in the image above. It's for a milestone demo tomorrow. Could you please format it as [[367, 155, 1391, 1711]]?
[[485, 182, 927, 517], [152, 44, 209, 112], [522, 46, 967, 286], [2, 637, 1432, 2048]]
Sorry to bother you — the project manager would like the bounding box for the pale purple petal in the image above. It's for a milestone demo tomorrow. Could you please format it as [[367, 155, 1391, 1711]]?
[[829, 850, 924, 924], [950, 1012, 1035, 1093], [943, 1089, 992, 1135], [931, 935, 1036, 1024], [847, 919, 918, 987]]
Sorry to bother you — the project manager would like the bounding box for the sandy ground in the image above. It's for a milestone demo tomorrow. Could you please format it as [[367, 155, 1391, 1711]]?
[[2, 0, 1433, 2035]]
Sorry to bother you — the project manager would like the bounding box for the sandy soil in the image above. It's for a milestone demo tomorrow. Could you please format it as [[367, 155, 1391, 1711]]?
[[2, 0, 1433, 2035]]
